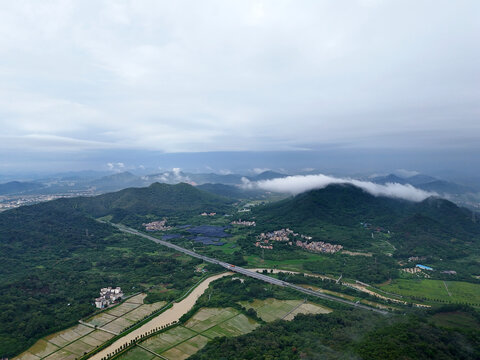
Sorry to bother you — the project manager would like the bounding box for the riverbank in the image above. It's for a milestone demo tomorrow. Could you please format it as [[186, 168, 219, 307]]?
[[88, 272, 232, 360]]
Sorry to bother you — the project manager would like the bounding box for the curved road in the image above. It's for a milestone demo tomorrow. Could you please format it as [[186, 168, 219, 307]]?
[[114, 223, 388, 315]]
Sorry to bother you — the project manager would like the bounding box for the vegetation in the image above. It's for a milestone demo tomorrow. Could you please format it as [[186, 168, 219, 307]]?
[[190, 306, 480, 360], [2, 181, 480, 357], [251, 184, 480, 276], [0, 201, 205, 357]]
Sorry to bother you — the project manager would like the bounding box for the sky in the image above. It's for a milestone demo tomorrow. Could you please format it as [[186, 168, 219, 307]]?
[[1, 1, 479, 174]]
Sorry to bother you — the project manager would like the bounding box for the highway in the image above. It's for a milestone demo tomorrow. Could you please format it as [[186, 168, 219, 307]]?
[[114, 223, 389, 315]]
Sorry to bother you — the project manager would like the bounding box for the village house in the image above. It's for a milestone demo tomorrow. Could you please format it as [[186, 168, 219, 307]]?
[[296, 240, 343, 254], [95, 287, 124, 309], [143, 219, 172, 231], [231, 219, 256, 226], [200, 212, 216, 216], [255, 228, 342, 253]]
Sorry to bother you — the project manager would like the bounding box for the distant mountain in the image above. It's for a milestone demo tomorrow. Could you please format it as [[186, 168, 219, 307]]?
[[0, 181, 45, 195], [89, 171, 144, 191], [372, 173, 475, 195], [196, 183, 267, 199], [406, 174, 437, 186], [189, 173, 244, 185], [416, 180, 475, 195], [371, 174, 408, 185], [248, 171, 287, 181], [253, 184, 480, 259], [142, 171, 243, 185]]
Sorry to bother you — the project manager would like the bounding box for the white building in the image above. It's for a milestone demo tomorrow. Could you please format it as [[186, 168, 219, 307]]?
[[95, 287, 124, 308]]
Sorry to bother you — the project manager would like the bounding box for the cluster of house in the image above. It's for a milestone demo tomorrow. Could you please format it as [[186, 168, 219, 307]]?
[[95, 287, 124, 309], [295, 240, 343, 253], [254, 228, 342, 254], [200, 212, 216, 216], [408, 256, 426, 262], [143, 219, 173, 231], [231, 219, 256, 226], [403, 265, 456, 276]]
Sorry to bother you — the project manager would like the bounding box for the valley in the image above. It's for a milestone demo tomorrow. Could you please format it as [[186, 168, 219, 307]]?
[[1, 181, 479, 359]]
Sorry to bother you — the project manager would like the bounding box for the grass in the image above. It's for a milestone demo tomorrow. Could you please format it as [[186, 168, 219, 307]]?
[[245, 254, 321, 272], [378, 279, 480, 305], [116, 346, 157, 360], [239, 298, 331, 322]]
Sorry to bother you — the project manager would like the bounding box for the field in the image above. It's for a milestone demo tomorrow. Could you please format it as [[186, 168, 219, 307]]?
[[13, 325, 113, 360], [240, 298, 331, 322], [118, 307, 259, 360], [378, 279, 480, 305], [244, 253, 322, 272], [13, 296, 166, 360]]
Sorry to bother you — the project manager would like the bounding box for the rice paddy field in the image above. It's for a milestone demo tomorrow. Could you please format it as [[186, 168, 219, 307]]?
[[117, 307, 259, 360], [239, 298, 331, 322], [13, 296, 167, 360], [377, 279, 480, 305]]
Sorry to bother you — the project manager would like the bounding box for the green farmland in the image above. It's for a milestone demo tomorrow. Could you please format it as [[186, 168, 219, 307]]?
[[13, 295, 166, 360], [378, 279, 480, 305], [118, 307, 259, 360]]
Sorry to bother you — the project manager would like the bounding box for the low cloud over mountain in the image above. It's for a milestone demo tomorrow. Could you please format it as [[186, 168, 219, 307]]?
[[242, 174, 437, 202]]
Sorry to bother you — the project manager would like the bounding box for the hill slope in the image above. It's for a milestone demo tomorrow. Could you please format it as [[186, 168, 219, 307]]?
[[55, 182, 234, 224], [253, 184, 480, 259], [0, 181, 44, 195]]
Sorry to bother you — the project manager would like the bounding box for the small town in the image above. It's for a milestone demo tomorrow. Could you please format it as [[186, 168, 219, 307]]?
[[142, 219, 173, 231], [94, 287, 124, 309], [231, 219, 256, 226], [296, 240, 343, 253], [255, 228, 342, 254]]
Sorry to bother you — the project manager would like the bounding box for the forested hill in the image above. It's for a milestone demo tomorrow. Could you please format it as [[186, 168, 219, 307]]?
[[54, 182, 234, 223], [0, 182, 226, 356], [252, 184, 480, 259]]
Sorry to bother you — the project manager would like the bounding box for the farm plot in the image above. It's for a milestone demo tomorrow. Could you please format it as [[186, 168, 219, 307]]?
[[101, 317, 134, 334], [123, 301, 167, 322], [13, 294, 165, 360], [105, 302, 140, 317], [240, 298, 331, 322], [116, 346, 158, 360], [121, 307, 259, 360], [15, 340, 59, 359], [283, 302, 332, 320], [44, 324, 93, 347], [378, 279, 480, 305]]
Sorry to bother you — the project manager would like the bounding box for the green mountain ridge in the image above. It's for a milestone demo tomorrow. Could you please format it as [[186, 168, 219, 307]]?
[[253, 184, 480, 259]]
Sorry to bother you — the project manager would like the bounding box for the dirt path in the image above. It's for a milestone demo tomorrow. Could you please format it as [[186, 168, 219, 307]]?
[[88, 272, 232, 360], [443, 281, 452, 297]]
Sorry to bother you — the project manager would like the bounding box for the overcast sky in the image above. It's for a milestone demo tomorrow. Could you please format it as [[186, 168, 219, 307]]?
[[1, 1, 479, 172]]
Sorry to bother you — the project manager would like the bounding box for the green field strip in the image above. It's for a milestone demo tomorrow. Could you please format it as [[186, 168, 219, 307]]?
[[116, 346, 159, 360]]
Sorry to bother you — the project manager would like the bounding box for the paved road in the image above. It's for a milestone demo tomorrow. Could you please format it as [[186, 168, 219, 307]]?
[[114, 223, 388, 315]]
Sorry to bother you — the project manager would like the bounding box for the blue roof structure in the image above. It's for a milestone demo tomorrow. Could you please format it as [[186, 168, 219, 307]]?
[[416, 264, 433, 271]]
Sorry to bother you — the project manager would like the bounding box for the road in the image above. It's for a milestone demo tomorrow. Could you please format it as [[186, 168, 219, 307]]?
[[114, 223, 389, 315]]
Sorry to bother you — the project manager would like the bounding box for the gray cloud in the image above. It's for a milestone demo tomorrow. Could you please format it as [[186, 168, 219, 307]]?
[[0, 0, 478, 160], [242, 174, 437, 202]]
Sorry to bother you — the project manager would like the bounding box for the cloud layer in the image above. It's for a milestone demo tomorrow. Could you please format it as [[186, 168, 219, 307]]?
[[0, 0, 479, 165], [242, 174, 437, 202]]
